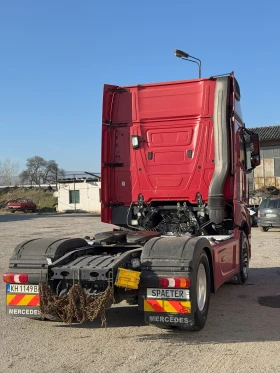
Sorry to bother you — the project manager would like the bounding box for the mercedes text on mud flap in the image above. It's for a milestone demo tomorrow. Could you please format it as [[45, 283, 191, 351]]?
[[3, 51, 261, 331]]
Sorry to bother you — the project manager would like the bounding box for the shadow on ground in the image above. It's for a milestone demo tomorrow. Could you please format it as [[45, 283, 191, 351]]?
[[54, 305, 146, 329], [0, 213, 101, 223], [50, 267, 280, 344]]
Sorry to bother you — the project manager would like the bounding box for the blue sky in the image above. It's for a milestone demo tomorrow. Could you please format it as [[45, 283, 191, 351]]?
[[1, 0, 280, 172]]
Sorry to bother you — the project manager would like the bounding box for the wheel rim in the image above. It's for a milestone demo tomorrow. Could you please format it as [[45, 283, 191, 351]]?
[[197, 263, 207, 311], [242, 240, 249, 276]]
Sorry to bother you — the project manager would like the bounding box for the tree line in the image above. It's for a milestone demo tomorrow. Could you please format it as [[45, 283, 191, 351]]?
[[0, 156, 65, 186]]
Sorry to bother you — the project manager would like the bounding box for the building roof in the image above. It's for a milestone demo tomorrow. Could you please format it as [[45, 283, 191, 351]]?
[[57, 177, 100, 183], [249, 125, 280, 141]]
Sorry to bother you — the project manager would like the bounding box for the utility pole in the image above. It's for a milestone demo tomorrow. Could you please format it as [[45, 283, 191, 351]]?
[[55, 166, 58, 191], [73, 174, 76, 212]]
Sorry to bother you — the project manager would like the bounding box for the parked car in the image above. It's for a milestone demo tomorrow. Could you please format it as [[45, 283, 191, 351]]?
[[257, 197, 280, 231], [7, 198, 37, 213]]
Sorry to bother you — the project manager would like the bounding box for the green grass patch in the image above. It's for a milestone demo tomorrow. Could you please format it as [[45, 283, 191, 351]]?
[[0, 188, 57, 213]]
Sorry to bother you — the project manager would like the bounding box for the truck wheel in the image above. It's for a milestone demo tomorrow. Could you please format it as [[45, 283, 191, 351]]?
[[228, 232, 249, 285], [178, 251, 211, 331], [260, 226, 269, 232], [23, 207, 28, 213], [236, 233, 249, 285]]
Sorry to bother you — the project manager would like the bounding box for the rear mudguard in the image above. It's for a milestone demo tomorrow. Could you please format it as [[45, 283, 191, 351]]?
[[139, 236, 213, 327], [8, 238, 90, 283]]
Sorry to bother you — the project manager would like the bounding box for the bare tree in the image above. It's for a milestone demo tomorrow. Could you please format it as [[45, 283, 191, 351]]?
[[43, 160, 65, 184], [19, 156, 47, 186], [19, 156, 65, 186], [0, 159, 20, 186]]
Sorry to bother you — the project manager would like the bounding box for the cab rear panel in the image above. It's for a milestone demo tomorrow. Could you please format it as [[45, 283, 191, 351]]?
[[101, 79, 223, 224]]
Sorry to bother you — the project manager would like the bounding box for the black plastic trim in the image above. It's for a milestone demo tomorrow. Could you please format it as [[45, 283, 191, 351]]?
[[234, 112, 244, 126]]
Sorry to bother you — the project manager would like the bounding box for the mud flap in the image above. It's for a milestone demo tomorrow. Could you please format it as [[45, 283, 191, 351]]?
[[144, 298, 194, 328], [6, 238, 91, 320], [139, 236, 212, 328]]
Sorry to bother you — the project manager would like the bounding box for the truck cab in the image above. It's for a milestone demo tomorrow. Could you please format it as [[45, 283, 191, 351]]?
[[101, 74, 259, 238]]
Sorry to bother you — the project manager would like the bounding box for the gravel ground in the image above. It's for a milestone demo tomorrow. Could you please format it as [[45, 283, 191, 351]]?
[[0, 214, 279, 373]]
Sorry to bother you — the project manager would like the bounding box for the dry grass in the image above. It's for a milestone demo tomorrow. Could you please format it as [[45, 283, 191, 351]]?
[[0, 188, 57, 213]]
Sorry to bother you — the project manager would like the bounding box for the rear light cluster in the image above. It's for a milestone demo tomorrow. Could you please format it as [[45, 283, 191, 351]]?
[[3, 273, 29, 284], [258, 211, 260, 217], [159, 277, 190, 288]]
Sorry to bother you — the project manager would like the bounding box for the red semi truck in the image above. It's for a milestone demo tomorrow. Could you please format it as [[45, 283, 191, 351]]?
[[3, 53, 260, 331]]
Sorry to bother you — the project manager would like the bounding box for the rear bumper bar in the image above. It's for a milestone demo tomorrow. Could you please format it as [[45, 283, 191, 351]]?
[[258, 218, 280, 227]]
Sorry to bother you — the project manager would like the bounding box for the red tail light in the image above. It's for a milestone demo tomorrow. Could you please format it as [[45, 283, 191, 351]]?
[[159, 277, 191, 288], [3, 273, 29, 284], [159, 278, 169, 287], [258, 210, 260, 217]]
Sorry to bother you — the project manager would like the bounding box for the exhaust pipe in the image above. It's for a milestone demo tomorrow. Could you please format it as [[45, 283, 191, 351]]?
[[208, 77, 230, 224]]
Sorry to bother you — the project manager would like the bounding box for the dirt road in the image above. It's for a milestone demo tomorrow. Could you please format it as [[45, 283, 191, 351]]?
[[0, 214, 279, 373]]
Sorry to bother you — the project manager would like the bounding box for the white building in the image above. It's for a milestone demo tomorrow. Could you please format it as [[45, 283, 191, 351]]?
[[57, 178, 101, 213]]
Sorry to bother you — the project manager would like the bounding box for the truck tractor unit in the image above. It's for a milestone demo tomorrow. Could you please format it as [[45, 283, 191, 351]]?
[[3, 50, 260, 331]]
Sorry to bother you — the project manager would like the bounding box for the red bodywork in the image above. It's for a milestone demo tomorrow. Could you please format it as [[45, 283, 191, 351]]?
[[102, 79, 217, 221], [212, 229, 243, 290], [101, 78, 248, 224]]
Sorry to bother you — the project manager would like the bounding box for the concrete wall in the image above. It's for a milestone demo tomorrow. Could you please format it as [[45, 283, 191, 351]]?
[[251, 144, 280, 190], [57, 181, 101, 213]]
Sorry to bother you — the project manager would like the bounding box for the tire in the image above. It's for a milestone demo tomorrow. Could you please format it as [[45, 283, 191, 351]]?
[[260, 226, 269, 232], [228, 232, 249, 285], [23, 207, 28, 213], [250, 216, 253, 227], [11, 210, 15, 213], [236, 232, 249, 285], [178, 251, 211, 332]]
